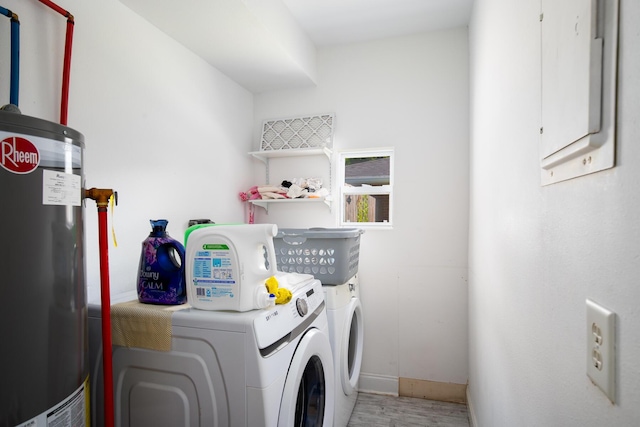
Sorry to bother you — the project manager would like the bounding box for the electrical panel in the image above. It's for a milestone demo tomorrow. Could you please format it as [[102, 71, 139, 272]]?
[[540, 0, 619, 185]]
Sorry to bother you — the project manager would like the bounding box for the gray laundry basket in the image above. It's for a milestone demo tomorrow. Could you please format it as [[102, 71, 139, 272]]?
[[274, 228, 364, 285]]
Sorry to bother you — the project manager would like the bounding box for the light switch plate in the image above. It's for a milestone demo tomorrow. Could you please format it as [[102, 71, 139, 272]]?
[[586, 299, 615, 402]]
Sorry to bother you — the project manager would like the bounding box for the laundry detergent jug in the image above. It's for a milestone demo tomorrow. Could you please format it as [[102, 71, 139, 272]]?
[[184, 223, 278, 311], [137, 219, 187, 305]]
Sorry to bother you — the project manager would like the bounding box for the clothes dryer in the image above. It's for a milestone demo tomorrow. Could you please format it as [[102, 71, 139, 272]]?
[[88, 276, 334, 427], [323, 275, 364, 427]]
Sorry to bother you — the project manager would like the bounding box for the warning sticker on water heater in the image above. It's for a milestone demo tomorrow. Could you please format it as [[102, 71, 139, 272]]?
[[42, 169, 81, 206], [15, 376, 89, 427]]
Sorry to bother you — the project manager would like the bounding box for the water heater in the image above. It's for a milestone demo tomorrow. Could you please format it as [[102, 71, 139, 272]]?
[[0, 110, 89, 426]]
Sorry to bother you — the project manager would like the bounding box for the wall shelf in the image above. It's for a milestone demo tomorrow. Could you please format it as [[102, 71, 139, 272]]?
[[250, 197, 331, 212], [249, 147, 332, 163], [249, 145, 333, 213]]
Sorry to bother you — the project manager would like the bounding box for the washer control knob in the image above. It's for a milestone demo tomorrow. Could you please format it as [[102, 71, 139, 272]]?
[[296, 298, 308, 317]]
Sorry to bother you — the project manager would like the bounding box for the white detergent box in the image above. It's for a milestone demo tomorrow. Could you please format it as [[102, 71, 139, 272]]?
[[184, 224, 279, 311]]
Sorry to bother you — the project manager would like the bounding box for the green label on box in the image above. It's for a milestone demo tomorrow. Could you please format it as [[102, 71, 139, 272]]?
[[203, 244, 229, 250]]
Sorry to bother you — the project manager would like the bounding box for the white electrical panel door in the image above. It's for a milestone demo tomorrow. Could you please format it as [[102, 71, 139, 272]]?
[[541, 0, 601, 155], [540, 0, 619, 185]]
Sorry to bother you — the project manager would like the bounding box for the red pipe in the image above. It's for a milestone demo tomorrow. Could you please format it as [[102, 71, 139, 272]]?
[[97, 206, 114, 427], [85, 188, 116, 427], [60, 17, 73, 125], [37, 0, 66, 15], [37, 0, 74, 125]]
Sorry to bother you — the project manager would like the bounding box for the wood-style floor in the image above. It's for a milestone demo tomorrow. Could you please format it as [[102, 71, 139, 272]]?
[[347, 392, 470, 427]]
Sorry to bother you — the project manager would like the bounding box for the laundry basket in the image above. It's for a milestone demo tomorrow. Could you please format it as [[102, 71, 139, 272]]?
[[274, 228, 364, 285]]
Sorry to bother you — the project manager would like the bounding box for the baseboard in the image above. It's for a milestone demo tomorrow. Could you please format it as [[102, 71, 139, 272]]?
[[399, 377, 467, 404], [357, 374, 470, 407], [466, 386, 478, 427], [357, 373, 399, 396]]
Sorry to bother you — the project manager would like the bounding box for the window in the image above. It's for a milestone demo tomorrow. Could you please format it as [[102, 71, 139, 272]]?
[[338, 148, 394, 227]]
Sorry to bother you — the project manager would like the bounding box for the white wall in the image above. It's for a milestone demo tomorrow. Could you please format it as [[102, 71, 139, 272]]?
[[0, 0, 254, 301], [253, 29, 470, 392], [468, 0, 640, 425]]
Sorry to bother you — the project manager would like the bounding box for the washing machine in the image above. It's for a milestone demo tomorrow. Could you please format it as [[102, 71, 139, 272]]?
[[88, 277, 334, 427], [323, 274, 364, 427]]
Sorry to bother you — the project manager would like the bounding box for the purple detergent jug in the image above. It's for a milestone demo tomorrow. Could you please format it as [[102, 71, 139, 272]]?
[[137, 219, 187, 305]]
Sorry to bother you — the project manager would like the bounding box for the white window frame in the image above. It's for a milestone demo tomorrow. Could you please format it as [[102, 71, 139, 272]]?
[[337, 148, 394, 228]]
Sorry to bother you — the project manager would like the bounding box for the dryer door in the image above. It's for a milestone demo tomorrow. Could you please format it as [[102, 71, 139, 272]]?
[[278, 328, 335, 427], [341, 297, 364, 396]]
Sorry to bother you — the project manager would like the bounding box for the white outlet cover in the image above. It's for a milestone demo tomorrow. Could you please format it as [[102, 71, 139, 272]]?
[[586, 299, 616, 402]]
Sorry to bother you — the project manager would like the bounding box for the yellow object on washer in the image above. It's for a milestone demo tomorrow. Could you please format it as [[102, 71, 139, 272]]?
[[265, 276, 293, 305]]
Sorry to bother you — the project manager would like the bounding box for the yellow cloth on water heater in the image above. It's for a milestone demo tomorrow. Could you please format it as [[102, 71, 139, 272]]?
[[265, 276, 292, 305]]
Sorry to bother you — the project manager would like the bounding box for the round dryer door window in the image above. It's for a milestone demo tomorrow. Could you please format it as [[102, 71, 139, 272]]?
[[279, 328, 335, 426], [342, 298, 364, 395]]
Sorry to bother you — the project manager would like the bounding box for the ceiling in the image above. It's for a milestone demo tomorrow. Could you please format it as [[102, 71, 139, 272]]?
[[282, 0, 473, 47], [119, 0, 473, 93]]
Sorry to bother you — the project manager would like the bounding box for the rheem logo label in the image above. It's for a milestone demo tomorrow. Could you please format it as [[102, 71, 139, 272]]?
[[1, 136, 40, 174]]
